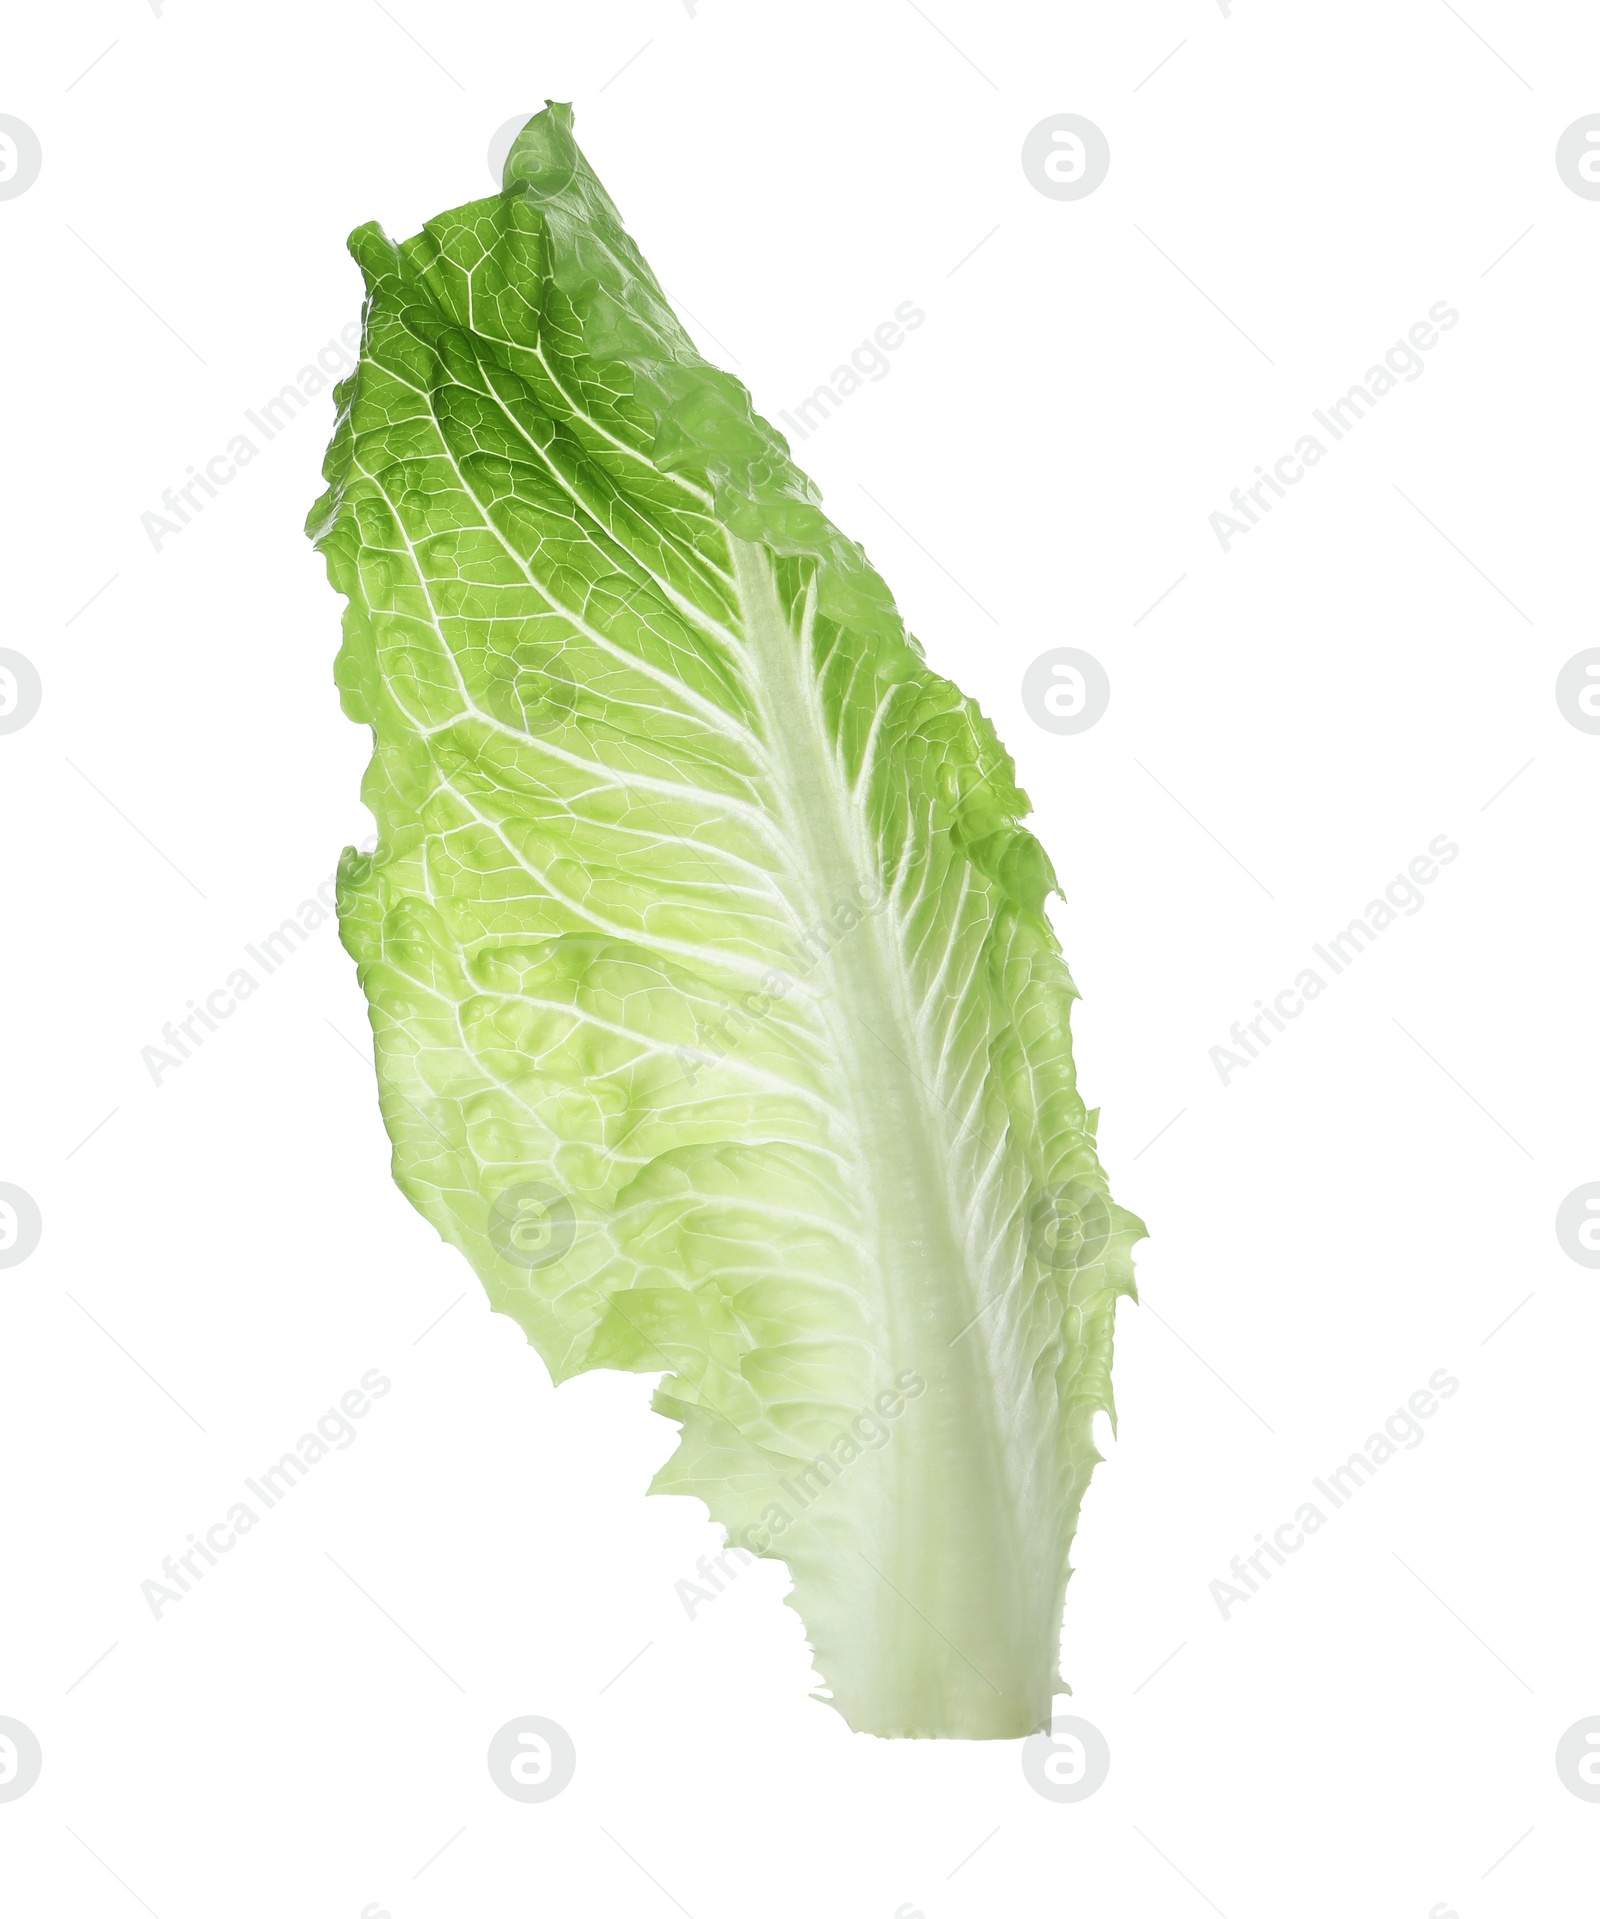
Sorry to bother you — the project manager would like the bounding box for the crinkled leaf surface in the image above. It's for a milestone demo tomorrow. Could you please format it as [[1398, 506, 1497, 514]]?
[[308, 102, 1141, 1738]]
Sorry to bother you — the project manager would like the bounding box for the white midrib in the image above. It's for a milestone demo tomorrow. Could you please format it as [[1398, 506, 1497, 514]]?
[[729, 537, 1042, 1729]]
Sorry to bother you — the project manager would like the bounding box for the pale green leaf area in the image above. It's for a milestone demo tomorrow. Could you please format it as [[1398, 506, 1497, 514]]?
[[307, 102, 1142, 1738]]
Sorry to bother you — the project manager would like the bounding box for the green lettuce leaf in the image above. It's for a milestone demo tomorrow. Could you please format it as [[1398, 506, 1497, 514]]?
[[307, 101, 1141, 1738]]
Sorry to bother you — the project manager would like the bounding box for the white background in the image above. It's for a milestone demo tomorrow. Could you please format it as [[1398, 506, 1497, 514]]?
[[2, 1, 1597, 1914]]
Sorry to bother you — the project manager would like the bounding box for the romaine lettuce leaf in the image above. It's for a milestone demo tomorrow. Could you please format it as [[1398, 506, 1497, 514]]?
[[307, 101, 1141, 1739]]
